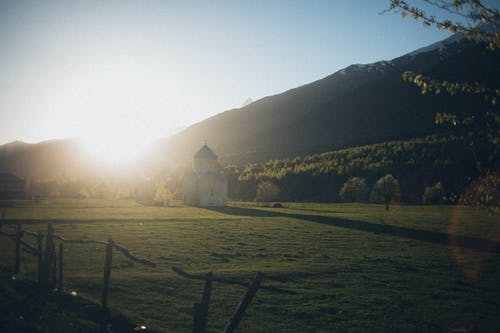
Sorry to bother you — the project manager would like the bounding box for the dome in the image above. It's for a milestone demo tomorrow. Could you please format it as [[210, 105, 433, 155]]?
[[194, 145, 218, 159]]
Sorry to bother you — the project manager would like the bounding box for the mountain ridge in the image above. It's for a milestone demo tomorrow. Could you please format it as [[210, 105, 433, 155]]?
[[164, 32, 498, 164], [1, 32, 498, 177]]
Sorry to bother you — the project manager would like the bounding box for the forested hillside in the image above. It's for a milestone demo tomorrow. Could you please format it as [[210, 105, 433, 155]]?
[[226, 135, 490, 203]]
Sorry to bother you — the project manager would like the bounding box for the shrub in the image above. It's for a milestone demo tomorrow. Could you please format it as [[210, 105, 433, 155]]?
[[422, 182, 444, 204], [256, 181, 280, 202], [339, 177, 369, 202], [458, 173, 499, 214]]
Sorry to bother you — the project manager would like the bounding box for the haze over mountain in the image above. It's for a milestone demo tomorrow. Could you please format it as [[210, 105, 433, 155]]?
[[164, 33, 499, 164], [0, 32, 498, 178]]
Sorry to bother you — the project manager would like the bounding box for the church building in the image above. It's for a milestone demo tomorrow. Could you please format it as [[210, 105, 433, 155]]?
[[183, 145, 227, 207]]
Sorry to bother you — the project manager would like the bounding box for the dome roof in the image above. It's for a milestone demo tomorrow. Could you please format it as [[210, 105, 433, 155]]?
[[194, 145, 218, 159]]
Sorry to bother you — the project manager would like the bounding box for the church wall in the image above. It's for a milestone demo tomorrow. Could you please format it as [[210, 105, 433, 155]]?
[[198, 176, 227, 207], [183, 174, 199, 205]]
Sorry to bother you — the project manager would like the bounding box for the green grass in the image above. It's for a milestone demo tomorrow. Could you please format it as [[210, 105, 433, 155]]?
[[1, 199, 499, 332]]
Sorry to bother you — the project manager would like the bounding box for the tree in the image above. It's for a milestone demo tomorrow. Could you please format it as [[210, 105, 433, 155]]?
[[386, 0, 499, 170], [458, 172, 499, 213], [388, 1, 499, 50], [387, 0, 499, 209], [423, 181, 445, 204], [154, 182, 173, 207], [32, 179, 60, 198], [255, 181, 280, 202], [92, 182, 113, 199], [370, 174, 401, 210], [339, 177, 369, 202]]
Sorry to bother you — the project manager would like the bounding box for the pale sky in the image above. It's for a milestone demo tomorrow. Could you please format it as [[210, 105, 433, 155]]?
[[0, 0, 479, 155]]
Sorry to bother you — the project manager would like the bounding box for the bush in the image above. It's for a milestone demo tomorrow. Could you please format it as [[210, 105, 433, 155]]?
[[255, 181, 280, 202], [154, 182, 173, 207], [339, 177, 369, 202], [422, 182, 444, 204], [459, 173, 499, 213]]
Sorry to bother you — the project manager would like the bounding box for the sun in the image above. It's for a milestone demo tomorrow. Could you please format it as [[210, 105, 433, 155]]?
[[81, 134, 154, 167]]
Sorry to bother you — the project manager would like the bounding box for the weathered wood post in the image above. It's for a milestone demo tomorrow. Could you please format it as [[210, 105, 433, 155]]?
[[101, 238, 114, 310], [14, 224, 21, 274], [51, 248, 57, 288], [57, 242, 64, 291], [37, 232, 43, 284], [224, 272, 264, 333], [42, 223, 54, 287]]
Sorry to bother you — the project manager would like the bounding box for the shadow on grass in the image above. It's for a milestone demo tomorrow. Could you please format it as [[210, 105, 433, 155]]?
[[205, 206, 500, 253], [2, 205, 498, 253], [0, 271, 145, 333]]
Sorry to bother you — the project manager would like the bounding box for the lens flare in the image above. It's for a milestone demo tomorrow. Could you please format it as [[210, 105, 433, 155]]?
[[448, 205, 500, 281]]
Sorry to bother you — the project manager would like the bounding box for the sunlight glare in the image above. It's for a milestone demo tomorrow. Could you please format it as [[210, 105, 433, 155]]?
[[81, 134, 154, 167]]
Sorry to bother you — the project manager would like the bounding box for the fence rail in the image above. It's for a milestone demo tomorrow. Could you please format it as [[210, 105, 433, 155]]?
[[54, 234, 108, 245], [171, 267, 291, 333], [171, 266, 292, 294], [0, 227, 38, 262], [1, 221, 286, 333], [1, 223, 156, 305]]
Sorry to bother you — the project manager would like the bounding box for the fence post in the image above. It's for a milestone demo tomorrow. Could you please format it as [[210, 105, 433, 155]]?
[[57, 242, 64, 291], [51, 247, 57, 289], [224, 272, 264, 333], [37, 232, 43, 284], [101, 238, 113, 310], [14, 224, 21, 274], [42, 223, 54, 288]]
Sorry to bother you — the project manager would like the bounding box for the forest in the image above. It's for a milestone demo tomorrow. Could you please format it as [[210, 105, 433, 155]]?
[[225, 134, 496, 205]]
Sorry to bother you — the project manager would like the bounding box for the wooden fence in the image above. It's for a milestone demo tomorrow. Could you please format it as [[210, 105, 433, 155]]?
[[172, 267, 268, 333], [0, 222, 155, 309], [0, 221, 289, 332]]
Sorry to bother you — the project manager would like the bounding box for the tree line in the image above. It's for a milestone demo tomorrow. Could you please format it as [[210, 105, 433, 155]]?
[[225, 134, 497, 206]]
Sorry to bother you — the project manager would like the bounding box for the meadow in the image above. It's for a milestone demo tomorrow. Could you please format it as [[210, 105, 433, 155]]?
[[1, 199, 499, 332]]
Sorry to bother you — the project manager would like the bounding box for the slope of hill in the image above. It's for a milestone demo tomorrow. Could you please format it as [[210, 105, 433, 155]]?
[[0, 140, 96, 179], [165, 34, 499, 165], [1, 33, 498, 178]]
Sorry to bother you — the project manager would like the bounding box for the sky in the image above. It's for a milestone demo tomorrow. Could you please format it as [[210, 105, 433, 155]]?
[[0, 0, 486, 157]]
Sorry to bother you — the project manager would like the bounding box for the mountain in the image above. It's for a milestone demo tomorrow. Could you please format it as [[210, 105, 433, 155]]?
[[0, 139, 94, 179], [1, 33, 498, 178], [164, 33, 499, 165]]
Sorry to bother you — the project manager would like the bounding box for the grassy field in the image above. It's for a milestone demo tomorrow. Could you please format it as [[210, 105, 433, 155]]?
[[1, 199, 499, 332]]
